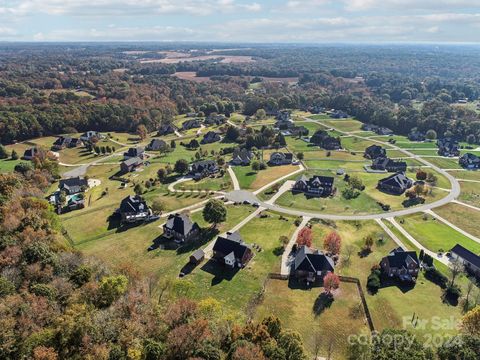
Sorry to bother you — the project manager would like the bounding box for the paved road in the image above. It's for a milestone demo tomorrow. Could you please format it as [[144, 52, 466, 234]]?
[[453, 199, 480, 212], [375, 219, 408, 250]]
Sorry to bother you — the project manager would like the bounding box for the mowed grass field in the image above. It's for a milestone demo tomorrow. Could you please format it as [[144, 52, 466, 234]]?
[[449, 170, 480, 181], [425, 157, 462, 170], [319, 119, 364, 132], [232, 164, 299, 190], [398, 213, 480, 254], [434, 203, 480, 238]]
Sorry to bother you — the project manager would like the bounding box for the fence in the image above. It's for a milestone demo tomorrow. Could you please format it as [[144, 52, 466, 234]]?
[[339, 275, 375, 333]]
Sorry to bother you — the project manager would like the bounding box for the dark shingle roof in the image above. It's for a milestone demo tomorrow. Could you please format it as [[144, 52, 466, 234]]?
[[383, 248, 419, 268], [119, 195, 148, 213], [294, 246, 335, 273], [213, 231, 251, 259], [378, 172, 412, 190], [451, 244, 480, 268], [165, 213, 200, 235], [122, 157, 143, 167], [124, 147, 144, 157], [59, 177, 88, 193]]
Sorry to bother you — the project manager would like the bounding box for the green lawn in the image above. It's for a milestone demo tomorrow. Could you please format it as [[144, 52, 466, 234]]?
[[232, 164, 298, 191], [396, 141, 438, 149], [0, 158, 23, 172], [175, 174, 233, 192], [398, 213, 480, 254], [341, 137, 389, 152], [425, 157, 462, 170], [449, 170, 480, 181], [320, 119, 364, 132], [434, 203, 480, 238]]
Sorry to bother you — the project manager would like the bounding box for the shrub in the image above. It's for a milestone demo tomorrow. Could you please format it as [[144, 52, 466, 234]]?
[[424, 267, 448, 288], [30, 283, 58, 301], [342, 187, 360, 200], [0, 276, 15, 297]]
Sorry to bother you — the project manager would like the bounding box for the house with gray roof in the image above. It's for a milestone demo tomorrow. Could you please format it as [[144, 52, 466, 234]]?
[[212, 231, 253, 269], [377, 172, 413, 195], [120, 157, 143, 173], [59, 177, 89, 195], [459, 153, 480, 170], [450, 244, 480, 277], [380, 247, 420, 282], [147, 139, 167, 151], [269, 152, 293, 166], [293, 175, 335, 197], [292, 245, 335, 284], [119, 195, 152, 223], [163, 213, 200, 243], [231, 148, 254, 166]]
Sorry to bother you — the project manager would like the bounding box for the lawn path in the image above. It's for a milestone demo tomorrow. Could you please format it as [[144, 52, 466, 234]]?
[[424, 209, 480, 245], [458, 178, 480, 183], [386, 218, 449, 265], [452, 200, 480, 212], [280, 216, 311, 275], [264, 180, 295, 205], [375, 218, 408, 250]]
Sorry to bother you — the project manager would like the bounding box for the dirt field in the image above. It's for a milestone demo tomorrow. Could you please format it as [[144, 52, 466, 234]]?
[[172, 72, 211, 83]]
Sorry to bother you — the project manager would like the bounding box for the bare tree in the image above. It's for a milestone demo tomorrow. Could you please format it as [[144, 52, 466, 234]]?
[[450, 259, 464, 287]]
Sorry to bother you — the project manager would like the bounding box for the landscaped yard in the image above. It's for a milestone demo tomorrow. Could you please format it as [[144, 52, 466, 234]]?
[[273, 170, 448, 215]]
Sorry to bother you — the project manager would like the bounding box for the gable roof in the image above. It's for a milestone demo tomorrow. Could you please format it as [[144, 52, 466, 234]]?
[[148, 139, 166, 149], [451, 244, 480, 268], [119, 195, 149, 214], [121, 157, 143, 167], [191, 160, 217, 172], [294, 246, 335, 273], [59, 177, 88, 193], [213, 231, 251, 259], [378, 172, 412, 189], [383, 247, 419, 268], [460, 153, 480, 164], [165, 213, 200, 235]]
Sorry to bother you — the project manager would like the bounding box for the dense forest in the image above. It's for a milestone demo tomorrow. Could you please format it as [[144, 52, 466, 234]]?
[[1, 44, 480, 144]]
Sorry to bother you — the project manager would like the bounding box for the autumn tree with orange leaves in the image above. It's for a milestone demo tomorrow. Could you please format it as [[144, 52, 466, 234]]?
[[324, 231, 342, 255], [296, 226, 313, 248]]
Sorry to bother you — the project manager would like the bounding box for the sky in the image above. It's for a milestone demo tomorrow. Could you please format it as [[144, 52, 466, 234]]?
[[1, 0, 480, 43]]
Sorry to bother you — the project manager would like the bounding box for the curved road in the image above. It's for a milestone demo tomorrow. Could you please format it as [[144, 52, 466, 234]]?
[[226, 117, 460, 221]]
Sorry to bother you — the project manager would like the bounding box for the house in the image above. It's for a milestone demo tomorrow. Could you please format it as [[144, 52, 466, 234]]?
[[293, 175, 335, 197], [269, 152, 293, 166], [123, 147, 145, 160], [292, 245, 335, 284], [330, 110, 349, 119], [49, 190, 85, 214], [189, 249, 205, 265], [380, 247, 420, 282], [290, 126, 309, 137], [120, 157, 143, 173], [371, 157, 407, 173], [459, 153, 480, 170], [147, 139, 167, 151], [408, 130, 426, 142], [59, 177, 88, 195], [364, 144, 387, 160], [158, 124, 176, 136], [80, 131, 103, 142], [22, 147, 39, 160], [361, 123, 379, 132], [201, 131, 221, 144], [212, 231, 253, 268], [275, 110, 294, 129], [119, 195, 152, 223], [450, 244, 480, 277], [437, 138, 460, 157], [52, 136, 83, 150], [377, 172, 413, 195], [190, 160, 219, 180], [231, 148, 254, 166], [205, 114, 226, 126], [376, 127, 394, 136], [182, 119, 202, 130], [163, 213, 200, 243], [310, 130, 341, 150]]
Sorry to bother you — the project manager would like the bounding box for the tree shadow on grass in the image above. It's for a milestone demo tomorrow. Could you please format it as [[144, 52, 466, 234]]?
[[176, 227, 219, 255], [200, 259, 239, 285], [313, 293, 334, 317]]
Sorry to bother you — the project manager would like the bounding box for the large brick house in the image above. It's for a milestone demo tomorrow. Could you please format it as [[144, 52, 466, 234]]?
[[212, 231, 253, 269], [293, 175, 335, 197], [292, 245, 335, 284], [163, 213, 201, 243], [377, 172, 413, 195], [380, 247, 420, 282]]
